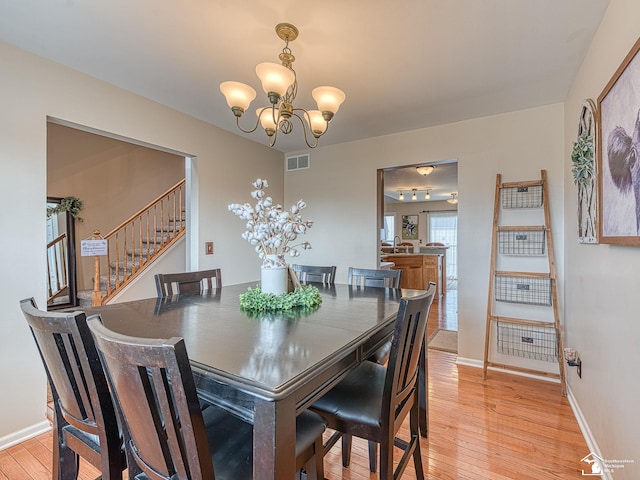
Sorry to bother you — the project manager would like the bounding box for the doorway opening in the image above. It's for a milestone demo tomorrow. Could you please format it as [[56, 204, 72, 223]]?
[[46, 118, 195, 306], [377, 160, 458, 332]]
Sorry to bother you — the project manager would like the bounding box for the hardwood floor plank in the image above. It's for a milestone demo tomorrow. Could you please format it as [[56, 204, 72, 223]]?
[[21, 437, 51, 478], [4, 443, 48, 480], [0, 449, 31, 480]]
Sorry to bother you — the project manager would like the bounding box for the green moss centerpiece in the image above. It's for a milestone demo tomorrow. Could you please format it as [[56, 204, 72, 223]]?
[[239, 284, 322, 312]]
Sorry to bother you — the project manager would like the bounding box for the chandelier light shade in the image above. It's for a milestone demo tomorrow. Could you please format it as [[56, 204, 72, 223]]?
[[447, 192, 458, 204], [399, 192, 405, 201], [411, 189, 417, 201], [220, 81, 256, 112], [425, 190, 430, 200], [255, 63, 295, 97], [257, 108, 277, 135], [312, 86, 346, 119], [416, 165, 435, 176], [305, 110, 328, 135], [219, 23, 346, 149]]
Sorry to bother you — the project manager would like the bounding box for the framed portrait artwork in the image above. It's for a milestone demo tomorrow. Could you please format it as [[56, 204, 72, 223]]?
[[402, 215, 418, 239], [598, 37, 640, 246]]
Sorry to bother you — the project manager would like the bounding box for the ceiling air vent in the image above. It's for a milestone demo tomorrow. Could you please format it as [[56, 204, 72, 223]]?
[[286, 154, 310, 171]]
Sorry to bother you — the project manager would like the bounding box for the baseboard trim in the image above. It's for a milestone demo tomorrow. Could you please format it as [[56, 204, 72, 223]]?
[[455, 356, 560, 383], [566, 386, 612, 480], [0, 421, 51, 451]]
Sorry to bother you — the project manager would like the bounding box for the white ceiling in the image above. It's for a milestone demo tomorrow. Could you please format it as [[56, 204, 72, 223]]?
[[384, 161, 458, 204], [0, 0, 609, 198]]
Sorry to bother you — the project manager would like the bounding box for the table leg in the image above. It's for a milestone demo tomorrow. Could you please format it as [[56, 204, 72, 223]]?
[[253, 396, 297, 480]]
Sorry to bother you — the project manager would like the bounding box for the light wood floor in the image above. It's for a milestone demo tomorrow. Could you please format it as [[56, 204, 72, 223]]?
[[1, 288, 589, 479]]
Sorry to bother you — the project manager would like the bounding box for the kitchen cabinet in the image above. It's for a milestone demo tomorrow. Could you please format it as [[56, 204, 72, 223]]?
[[381, 254, 443, 295]]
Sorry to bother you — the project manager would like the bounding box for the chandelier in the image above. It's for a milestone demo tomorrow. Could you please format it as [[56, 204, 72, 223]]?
[[219, 23, 346, 149], [447, 193, 458, 204]]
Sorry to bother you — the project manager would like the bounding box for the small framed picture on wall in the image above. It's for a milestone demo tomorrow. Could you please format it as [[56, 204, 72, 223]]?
[[402, 215, 419, 239]]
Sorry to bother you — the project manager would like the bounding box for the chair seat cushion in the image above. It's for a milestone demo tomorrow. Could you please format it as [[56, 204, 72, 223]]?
[[202, 405, 326, 479], [311, 361, 386, 432], [295, 411, 327, 457], [368, 340, 391, 365]]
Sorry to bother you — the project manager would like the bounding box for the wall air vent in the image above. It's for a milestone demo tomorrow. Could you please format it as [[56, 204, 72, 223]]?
[[286, 154, 310, 171]]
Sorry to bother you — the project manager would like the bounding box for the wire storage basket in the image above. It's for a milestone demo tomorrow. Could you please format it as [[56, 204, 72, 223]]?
[[495, 272, 552, 306], [501, 183, 543, 209], [498, 227, 546, 255], [497, 321, 558, 362]]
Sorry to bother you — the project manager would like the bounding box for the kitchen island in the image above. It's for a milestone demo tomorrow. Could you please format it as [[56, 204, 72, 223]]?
[[380, 253, 445, 296]]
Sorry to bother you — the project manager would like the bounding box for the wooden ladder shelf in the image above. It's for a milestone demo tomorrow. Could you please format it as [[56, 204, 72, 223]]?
[[482, 170, 566, 396]]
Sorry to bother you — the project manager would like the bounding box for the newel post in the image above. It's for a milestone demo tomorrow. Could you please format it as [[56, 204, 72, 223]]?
[[91, 230, 102, 306]]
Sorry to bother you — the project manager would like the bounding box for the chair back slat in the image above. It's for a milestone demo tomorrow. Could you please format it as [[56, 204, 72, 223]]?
[[347, 267, 402, 288], [89, 318, 216, 480], [155, 269, 222, 296], [292, 264, 336, 285], [383, 284, 436, 422], [59, 333, 94, 425]]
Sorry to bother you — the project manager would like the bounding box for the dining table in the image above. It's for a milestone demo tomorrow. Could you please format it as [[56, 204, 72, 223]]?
[[86, 281, 429, 480]]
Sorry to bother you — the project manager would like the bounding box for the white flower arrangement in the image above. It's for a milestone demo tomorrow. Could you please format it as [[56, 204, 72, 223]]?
[[228, 178, 313, 267]]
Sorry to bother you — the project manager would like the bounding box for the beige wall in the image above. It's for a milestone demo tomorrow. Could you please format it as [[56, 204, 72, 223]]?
[[563, 0, 640, 476], [285, 102, 565, 365], [0, 40, 283, 444], [47, 122, 186, 289]]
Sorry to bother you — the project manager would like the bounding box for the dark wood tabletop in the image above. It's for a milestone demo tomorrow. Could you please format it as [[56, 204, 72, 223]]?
[[86, 282, 426, 479]]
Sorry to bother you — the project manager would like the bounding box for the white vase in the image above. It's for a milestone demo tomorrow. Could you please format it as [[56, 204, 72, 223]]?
[[261, 254, 288, 295]]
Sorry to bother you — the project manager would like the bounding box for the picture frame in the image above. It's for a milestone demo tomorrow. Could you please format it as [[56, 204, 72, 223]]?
[[573, 99, 598, 244], [597, 37, 640, 246], [402, 214, 418, 239]]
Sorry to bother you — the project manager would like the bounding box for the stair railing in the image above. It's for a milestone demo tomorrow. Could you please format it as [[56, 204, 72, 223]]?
[[92, 179, 186, 305], [47, 233, 68, 302]]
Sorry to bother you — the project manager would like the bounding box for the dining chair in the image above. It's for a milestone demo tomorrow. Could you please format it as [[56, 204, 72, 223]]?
[[347, 266, 402, 288], [310, 284, 436, 479], [291, 264, 336, 285], [347, 266, 403, 364], [155, 268, 222, 296], [19, 298, 126, 480], [87, 317, 327, 480]]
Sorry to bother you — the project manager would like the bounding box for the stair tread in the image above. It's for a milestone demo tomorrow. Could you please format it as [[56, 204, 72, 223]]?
[[83, 193, 186, 302]]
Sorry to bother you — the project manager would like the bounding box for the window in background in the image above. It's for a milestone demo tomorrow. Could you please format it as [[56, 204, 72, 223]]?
[[428, 212, 457, 280], [383, 213, 396, 242]]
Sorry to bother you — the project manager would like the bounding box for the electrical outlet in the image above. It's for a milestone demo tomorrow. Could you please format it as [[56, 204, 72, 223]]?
[[205, 242, 214, 255]]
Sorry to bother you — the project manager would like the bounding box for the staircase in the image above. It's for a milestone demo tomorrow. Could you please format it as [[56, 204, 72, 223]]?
[[79, 179, 186, 306]]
